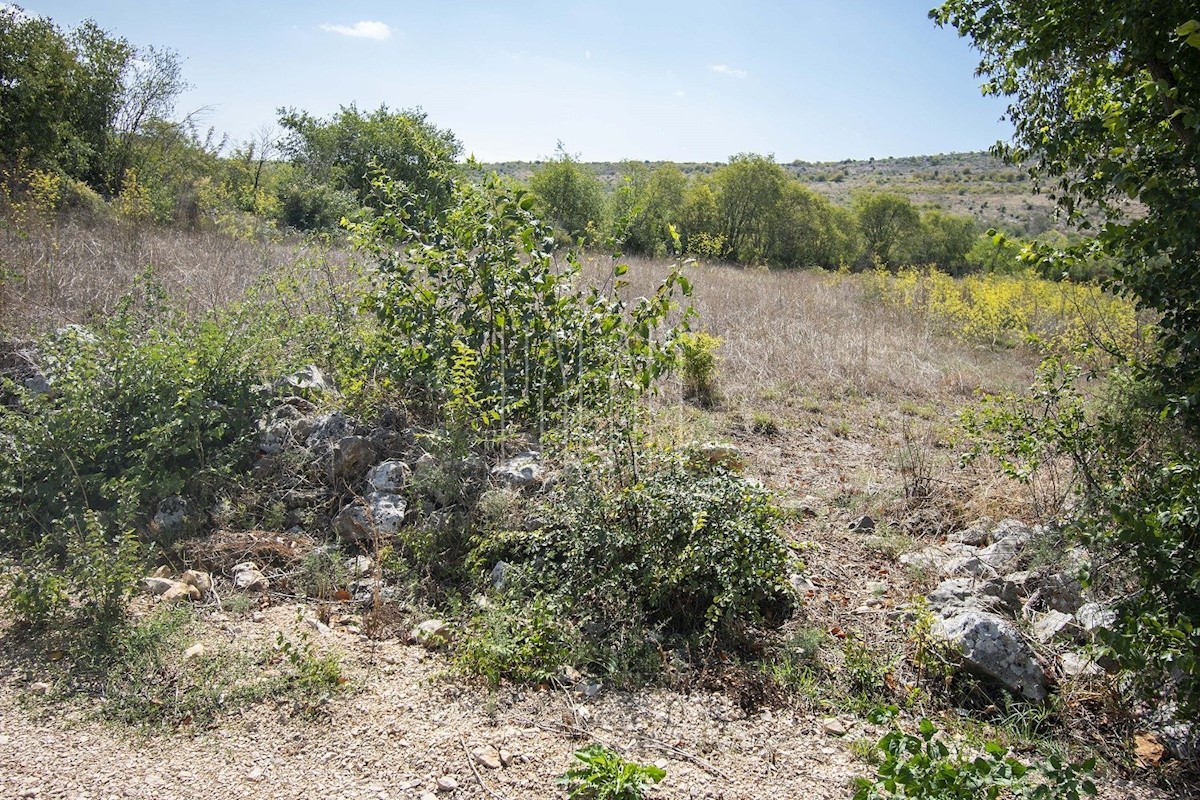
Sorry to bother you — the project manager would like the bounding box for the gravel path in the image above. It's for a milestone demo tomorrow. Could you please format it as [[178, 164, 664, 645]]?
[[0, 605, 861, 800]]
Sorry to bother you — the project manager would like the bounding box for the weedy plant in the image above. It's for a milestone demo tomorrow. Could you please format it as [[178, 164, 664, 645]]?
[[557, 744, 666, 800], [852, 707, 1097, 800], [677, 330, 721, 407]]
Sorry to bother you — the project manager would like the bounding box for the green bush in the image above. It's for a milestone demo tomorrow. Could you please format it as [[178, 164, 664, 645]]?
[[531, 449, 794, 646], [0, 279, 268, 546], [852, 709, 1097, 800], [456, 593, 582, 686], [347, 170, 691, 429], [677, 331, 721, 407]]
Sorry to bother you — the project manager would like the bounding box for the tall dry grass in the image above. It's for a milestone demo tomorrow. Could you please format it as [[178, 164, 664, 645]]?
[[0, 211, 345, 334], [596, 255, 1037, 404]]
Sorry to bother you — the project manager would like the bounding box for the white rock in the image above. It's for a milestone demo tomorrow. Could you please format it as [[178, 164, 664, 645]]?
[[436, 776, 458, 792], [183, 643, 206, 660], [1032, 609, 1077, 643], [492, 451, 544, 489], [412, 619, 452, 648], [333, 492, 407, 544], [366, 460, 412, 493], [936, 610, 1049, 702]]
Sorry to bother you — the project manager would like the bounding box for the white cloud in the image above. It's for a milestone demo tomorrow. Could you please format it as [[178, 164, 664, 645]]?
[[319, 21, 394, 41], [710, 64, 748, 79], [674, 90, 686, 98]]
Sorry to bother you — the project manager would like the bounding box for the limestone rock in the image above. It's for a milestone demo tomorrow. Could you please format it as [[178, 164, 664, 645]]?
[[490, 561, 512, 590], [1031, 609, 1078, 643], [276, 364, 336, 395], [412, 619, 452, 649], [472, 745, 502, 770], [333, 492, 406, 544], [436, 776, 458, 793], [935, 610, 1049, 702], [152, 496, 188, 535], [492, 451, 544, 489], [232, 561, 269, 592], [179, 570, 212, 593], [366, 459, 411, 493], [692, 442, 745, 471], [330, 435, 377, 482], [301, 411, 356, 449]]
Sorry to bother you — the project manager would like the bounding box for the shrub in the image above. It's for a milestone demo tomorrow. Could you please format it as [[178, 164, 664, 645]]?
[[456, 593, 583, 686], [347, 170, 691, 430], [529, 448, 794, 647], [0, 277, 268, 546], [852, 709, 1097, 800], [677, 331, 721, 407]]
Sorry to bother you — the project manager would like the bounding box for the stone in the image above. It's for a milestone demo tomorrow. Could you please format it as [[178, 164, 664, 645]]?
[[366, 460, 411, 493], [183, 643, 206, 660], [152, 496, 188, 535], [345, 555, 374, 577], [1031, 572, 1085, 614], [258, 420, 293, 454], [848, 515, 875, 532], [143, 577, 178, 595], [179, 570, 212, 593], [145, 577, 199, 602], [473, 745, 502, 770], [421, 793, 438, 800], [693, 442, 745, 471], [330, 435, 377, 481], [276, 364, 336, 394], [436, 775, 459, 792], [232, 562, 269, 592], [302, 411, 356, 449], [1076, 602, 1116, 635], [975, 533, 1030, 573], [557, 664, 583, 685], [822, 717, 848, 736], [935, 610, 1049, 702], [333, 492, 407, 544], [490, 561, 512, 590], [150, 565, 172, 579], [926, 577, 1021, 619], [1059, 652, 1103, 677], [304, 615, 331, 635], [900, 542, 979, 575], [950, 521, 993, 547], [492, 451, 544, 489], [1031, 609, 1078, 643], [412, 619, 452, 648], [499, 749, 514, 767]]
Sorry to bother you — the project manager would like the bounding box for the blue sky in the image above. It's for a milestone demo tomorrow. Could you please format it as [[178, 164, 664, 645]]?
[[21, 1, 1010, 163]]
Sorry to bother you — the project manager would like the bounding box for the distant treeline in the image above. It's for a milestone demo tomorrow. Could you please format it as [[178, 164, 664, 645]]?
[[2, 4, 1102, 279]]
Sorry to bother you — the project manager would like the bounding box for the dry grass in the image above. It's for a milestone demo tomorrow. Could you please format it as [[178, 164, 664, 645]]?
[[0, 211, 345, 334], [597, 254, 1037, 404]]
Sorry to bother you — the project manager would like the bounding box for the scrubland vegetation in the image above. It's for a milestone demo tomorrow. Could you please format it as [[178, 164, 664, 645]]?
[[2, 2, 1200, 798]]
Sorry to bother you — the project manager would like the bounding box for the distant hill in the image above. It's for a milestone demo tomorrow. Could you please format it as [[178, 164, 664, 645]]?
[[480, 151, 1061, 237]]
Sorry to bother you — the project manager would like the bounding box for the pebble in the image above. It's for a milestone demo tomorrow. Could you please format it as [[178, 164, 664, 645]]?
[[436, 775, 458, 792]]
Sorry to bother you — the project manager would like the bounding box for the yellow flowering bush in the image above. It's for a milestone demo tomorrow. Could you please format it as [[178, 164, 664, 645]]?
[[862, 266, 1140, 354]]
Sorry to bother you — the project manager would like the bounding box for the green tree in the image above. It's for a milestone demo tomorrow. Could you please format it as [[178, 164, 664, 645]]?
[[528, 143, 607, 244], [0, 6, 131, 183], [901, 209, 978, 273], [712, 153, 787, 262], [277, 103, 461, 222], [614, 162, 687, 256], [769, 182, 860, 268], [934, 1, 1200, 706], [853, 192, 921, 267]]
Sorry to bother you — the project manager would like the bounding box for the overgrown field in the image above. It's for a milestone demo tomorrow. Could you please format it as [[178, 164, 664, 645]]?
[[0, 197, 1188, 798]]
